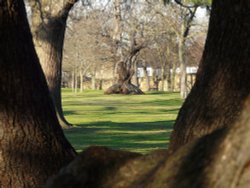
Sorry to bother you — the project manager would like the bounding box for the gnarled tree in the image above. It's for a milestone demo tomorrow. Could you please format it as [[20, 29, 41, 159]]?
[[105, 38, 145, 95], [105, 0, 144, 95], [0, 0, 76, 187]]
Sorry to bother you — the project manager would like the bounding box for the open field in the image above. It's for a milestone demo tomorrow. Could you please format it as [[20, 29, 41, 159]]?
[[62, 89, 183, 154]]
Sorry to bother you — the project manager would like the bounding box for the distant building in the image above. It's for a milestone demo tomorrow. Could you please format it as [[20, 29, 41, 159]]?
[[137, 66, 198, 78]]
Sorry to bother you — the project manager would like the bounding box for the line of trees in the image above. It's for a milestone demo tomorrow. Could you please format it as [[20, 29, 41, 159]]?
[[62, 0, 208, 96]]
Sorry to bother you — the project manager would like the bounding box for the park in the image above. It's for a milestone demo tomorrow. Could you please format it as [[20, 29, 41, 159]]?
[[62, 90, 182, 154], [1, 0, 250, 187]]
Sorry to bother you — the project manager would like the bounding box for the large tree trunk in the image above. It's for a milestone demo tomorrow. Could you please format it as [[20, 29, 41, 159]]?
[[169, 0, 250, 153], [0, 1, 76, 187], [29, 0, 77, 128]]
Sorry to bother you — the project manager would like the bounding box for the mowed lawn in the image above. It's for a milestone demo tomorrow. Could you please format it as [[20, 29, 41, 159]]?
[[62, 89, 183, 154]]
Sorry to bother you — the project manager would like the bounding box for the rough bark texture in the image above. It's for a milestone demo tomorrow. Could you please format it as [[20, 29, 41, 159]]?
[[45, 146, 142, 188], [29, 0, 78, 128], [169, 0, 250, 153], [105, 61, 144, 95], [0, 1, 76, 187]]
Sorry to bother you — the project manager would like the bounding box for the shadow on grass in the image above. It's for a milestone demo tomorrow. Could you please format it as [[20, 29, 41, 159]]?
[[64, 120, 174, 154], [62, 98, 182, 107], [64, 108, 180, 116]]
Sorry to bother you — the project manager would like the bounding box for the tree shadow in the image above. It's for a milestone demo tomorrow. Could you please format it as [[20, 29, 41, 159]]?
[[64, 120, 174, 154]]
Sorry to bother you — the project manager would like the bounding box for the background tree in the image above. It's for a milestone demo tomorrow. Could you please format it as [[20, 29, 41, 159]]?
[[63, 6, 115, 92], [0, 0, 76, 187], [161, 0, 210, 98], [105, 0, 147, 94]]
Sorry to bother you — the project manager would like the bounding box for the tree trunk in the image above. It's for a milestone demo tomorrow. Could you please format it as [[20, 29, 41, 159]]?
[[105, 61, 144, 95], [113, 0, 123, 58], [152, 68, 160, 91], [179, 22, 187, 98], [170, 64, 176, 92], [80, 69, 84, 92], [29, 0, 77, 128], [0, 1, 76, 187], [132, 61, 139, 87], [71, 70, 75, 92], [92, 75, 96, 90], [160, 66, 166, 91], [166, 63, 171, 92], [169, 0, 250, 153], [74, 73, 78, 93], [143, 65, 150, 92]]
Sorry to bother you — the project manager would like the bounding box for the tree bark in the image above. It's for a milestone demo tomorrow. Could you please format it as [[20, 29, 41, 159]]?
[[142, 63, 150, 92], [166, 63, 171, 92], [169, 0, 250, 153], [74, 72, 78, 93], [0, 1, 76, 187], [171, 63, 177, 91], [29, 0, 78, 128], [80, 69, 84, 92], [92, 74, 96, 90], [71, 70, 75, 92], [178, 29, 187, 98], [105, 61, 144, 95], [132, 61, 139, 87]]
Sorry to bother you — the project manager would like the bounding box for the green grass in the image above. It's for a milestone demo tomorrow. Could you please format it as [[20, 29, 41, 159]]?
[[62, 89, 183, 154]]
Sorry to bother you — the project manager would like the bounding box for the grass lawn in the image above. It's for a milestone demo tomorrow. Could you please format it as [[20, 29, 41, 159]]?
[[62, 89, 183, 154]]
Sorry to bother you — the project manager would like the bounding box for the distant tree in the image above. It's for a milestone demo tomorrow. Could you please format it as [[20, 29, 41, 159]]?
[[0, 0, 76, 187], [163, 0, 210, 98], [105, 0, 145, 95], [63, 9, 114, 92]]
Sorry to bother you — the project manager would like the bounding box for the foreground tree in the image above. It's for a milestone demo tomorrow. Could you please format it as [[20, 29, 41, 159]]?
[[28, 0, 79, 127], [0, 0, 76, 187], [169, 0, 250, 152]]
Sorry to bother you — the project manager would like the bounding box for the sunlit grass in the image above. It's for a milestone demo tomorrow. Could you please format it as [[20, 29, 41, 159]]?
[[62, 89, 183, 154]]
